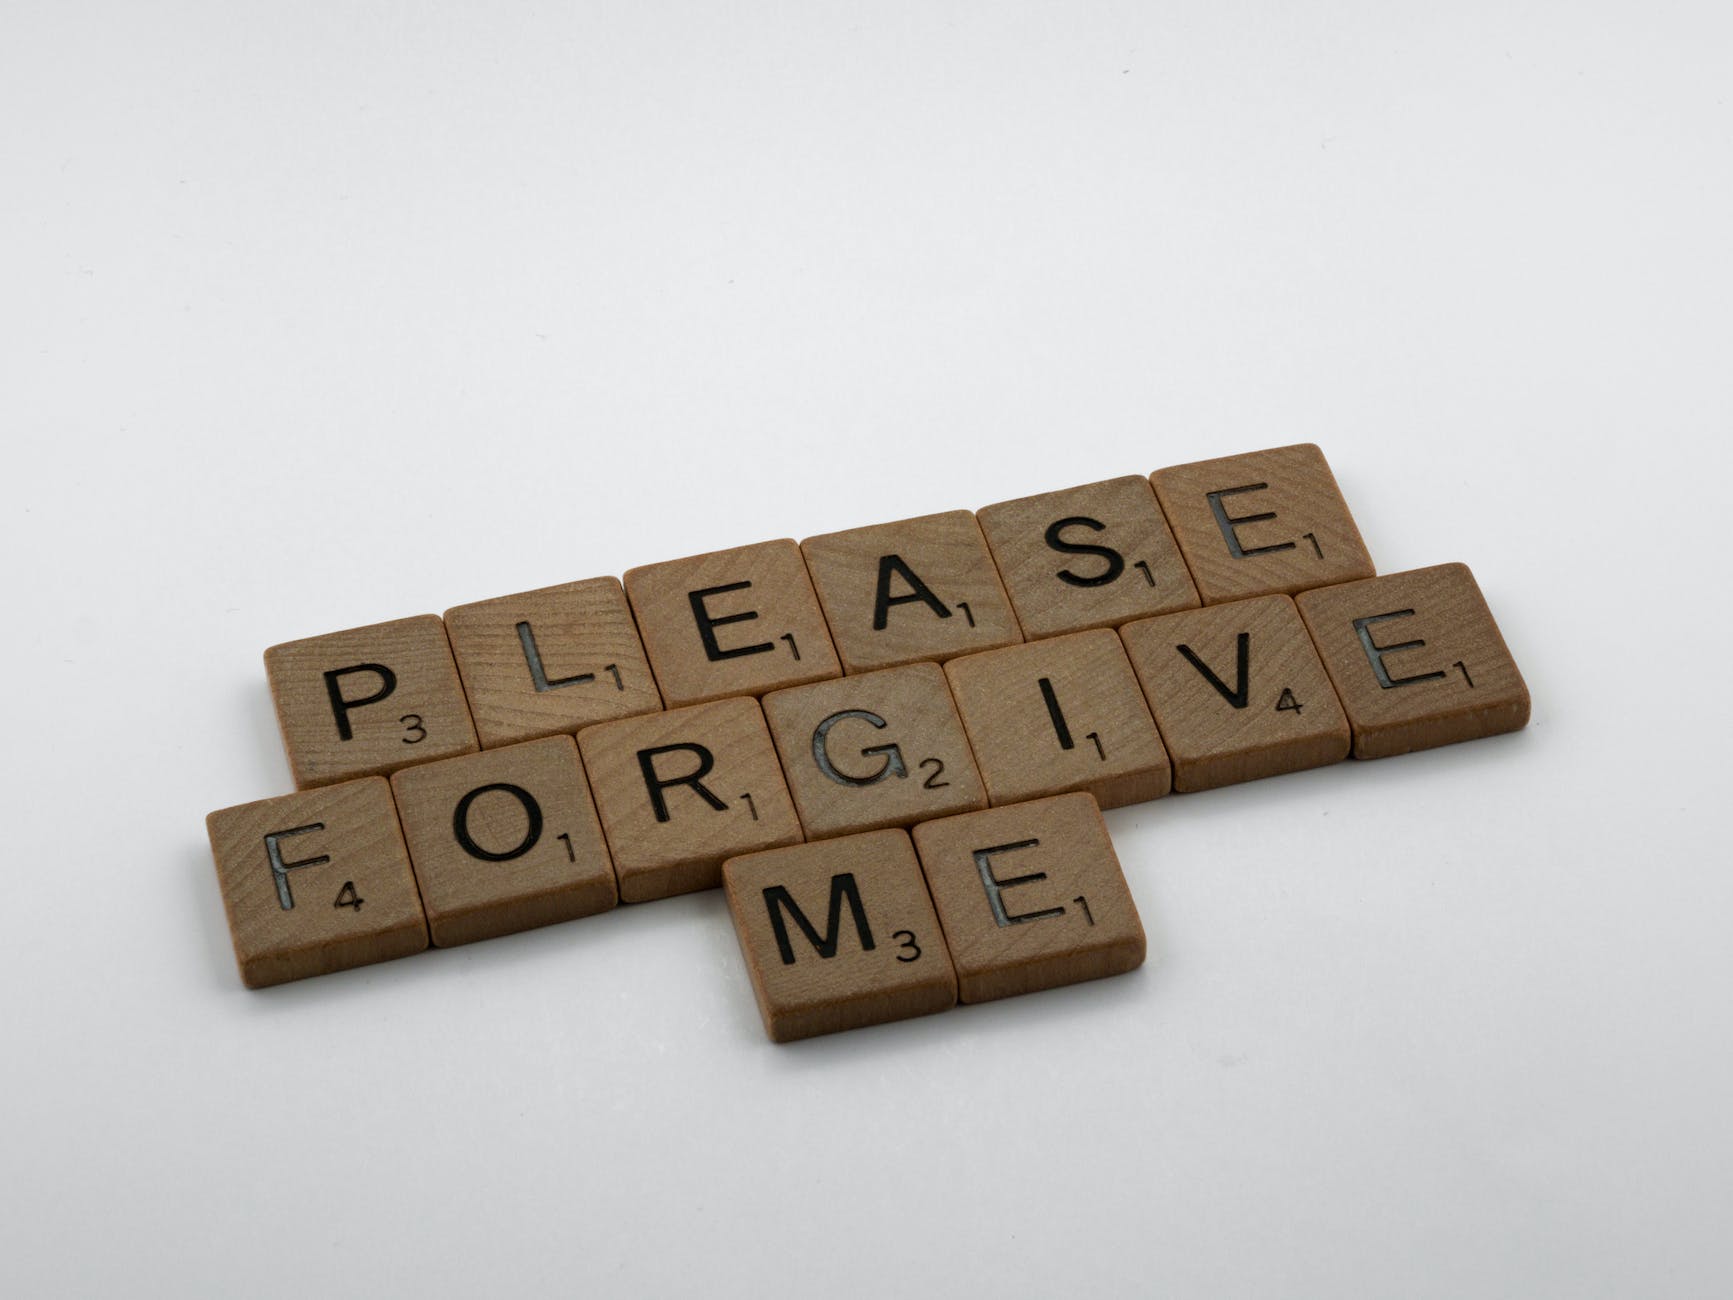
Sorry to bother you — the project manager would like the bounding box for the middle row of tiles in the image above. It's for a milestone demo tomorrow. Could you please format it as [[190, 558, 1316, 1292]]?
[[432, 597, 1350, 906]]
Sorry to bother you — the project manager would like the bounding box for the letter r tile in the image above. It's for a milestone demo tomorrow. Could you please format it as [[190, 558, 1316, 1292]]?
[[265, 615, 479, 789], [624, 539, 841, 708], [912, 793, 1145, 1004], [1295, 563, 1530, 759], [723, 829, 957, 1042], [578, 697, 802, 902], [1151, 444, 1375, 604]]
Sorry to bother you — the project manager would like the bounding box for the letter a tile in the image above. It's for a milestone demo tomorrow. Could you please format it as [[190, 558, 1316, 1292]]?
[[912, 794, 1145, 1004], [206, 777, 428, 988], [1151, 444, 1375, 604], [1295, 563, 1530, 759], [578, 697, 802, 902], [723, 830, 957, 1042], [801, 511, 1022, 673]]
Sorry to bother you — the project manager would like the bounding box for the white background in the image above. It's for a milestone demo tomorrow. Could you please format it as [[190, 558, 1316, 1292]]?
[[4, 3, 1730, 1296]]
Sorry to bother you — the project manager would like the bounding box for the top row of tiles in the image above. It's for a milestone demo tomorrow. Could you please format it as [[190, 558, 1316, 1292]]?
[[268, 445, 1375, 789]]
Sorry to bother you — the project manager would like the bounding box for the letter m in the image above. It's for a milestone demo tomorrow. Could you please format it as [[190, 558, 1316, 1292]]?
[[762, 872, 877, 966]]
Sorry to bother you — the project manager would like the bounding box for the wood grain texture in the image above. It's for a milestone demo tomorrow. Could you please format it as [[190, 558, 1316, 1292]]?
[[801, 510, 1022, 673], [444, 577, 661, 749], [911, 793, 1145, 1005], [1295, 563, 1530, 759], [624, 539, 841, 707], [206, 777, 428, 988], [266, 614, 479, 789], [977, 475, 1200, 639], [577, 696, 802, 902], [944, 629, 1172, 810], [390, 735, 616, 947], [723, 829, 957, 1042], [1150, 443, 1375, 604], [761, 662, 988, 841], [1120, 595, 1350, 792]]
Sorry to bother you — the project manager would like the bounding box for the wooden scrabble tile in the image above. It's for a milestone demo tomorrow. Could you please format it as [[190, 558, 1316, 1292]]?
[[1295, 563, 1530, 759], [577, 696, 802, 902], [1120, 595, 1350, 792], [911, 793, 1145, 1004], [944, 630, 1172, 810], [977, 475, 1200, 639], [1150, 443, 1375, 604], [266, 615, 478, 789], [206, 777, 428, 988], [624, 539, 841, 707], [723, 829, 958, 1042], [761, 662, 988, 841], [444, 577, 661, 749], [390, 735, 616, 947], [801, 510, 1022, 673]]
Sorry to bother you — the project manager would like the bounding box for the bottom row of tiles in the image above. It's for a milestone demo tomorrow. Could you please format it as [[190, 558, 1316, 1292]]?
[[206, 769, 1139, 1040]]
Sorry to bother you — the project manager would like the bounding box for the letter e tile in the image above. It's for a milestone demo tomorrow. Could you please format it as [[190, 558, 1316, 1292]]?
[[911, 794, 1145, 1004]]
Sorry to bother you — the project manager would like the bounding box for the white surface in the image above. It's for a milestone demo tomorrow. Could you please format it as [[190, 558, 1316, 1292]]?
[[5, 3, 1730, 1296]]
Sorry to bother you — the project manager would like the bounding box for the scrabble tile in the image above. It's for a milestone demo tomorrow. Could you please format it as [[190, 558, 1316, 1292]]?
[[1295, 563, 1530, 759], [444, 577, 661, 749], [1120, 595, 1350, 792], [911, 793, 1145, 1004], [723, 829, 958, 1042], [390, 735, 616, 947], [578, 697, 802, 902], [801, 510, 1022, 673], [206, 777, 428, 988], [266, 615, 478, 789], [1150, 443, 1375, 604], [624, 539, 841, 707], [977, 475, 1200, 639], [944, 630, 1172, 810], [761, 662, 988, 841]]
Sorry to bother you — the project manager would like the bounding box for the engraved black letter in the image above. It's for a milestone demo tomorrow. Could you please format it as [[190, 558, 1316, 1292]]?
[[452, 782, 544, 862], [637, 743, 730, 822], [689, 582, 774, 662], [1206, 484, 1295, 559], [1044, 516, 1125, 587], [1176, 632, 1251, 709], [973, 839, 1066, 927], [812, 710, 907, 786], [263, 823, 330, 910], [517, 622, 595, 692], [322, 664, 397, 741], [763, 872, 876, 965], [1353, 611, 1447, 689], [1037, 677, 1075, 749], [872, 554, 951, 630]]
